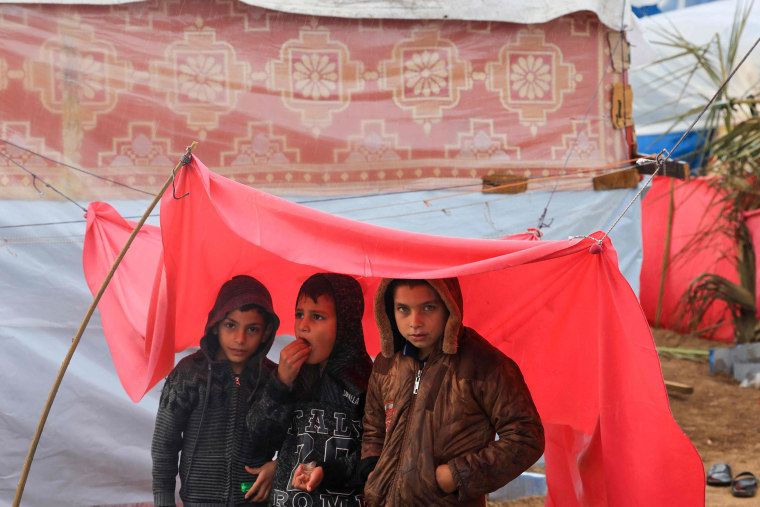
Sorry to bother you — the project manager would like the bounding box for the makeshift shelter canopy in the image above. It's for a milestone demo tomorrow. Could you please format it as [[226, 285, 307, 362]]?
[[82, 156, 704, 506]]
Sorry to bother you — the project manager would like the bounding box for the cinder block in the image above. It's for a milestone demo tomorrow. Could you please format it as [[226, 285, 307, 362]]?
[[734, 361, 760, 383], [710, 348, 735, 374], [733, 342, 760, 363]]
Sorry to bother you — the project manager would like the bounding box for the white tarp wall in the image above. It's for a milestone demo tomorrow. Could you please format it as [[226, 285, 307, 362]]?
[[630, 0, 760, 137], [2, 0, 633, 30], [1, 0, 644, 504]]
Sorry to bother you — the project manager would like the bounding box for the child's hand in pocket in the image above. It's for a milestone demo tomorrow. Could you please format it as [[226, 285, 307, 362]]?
[[435, 464, 457, 494]]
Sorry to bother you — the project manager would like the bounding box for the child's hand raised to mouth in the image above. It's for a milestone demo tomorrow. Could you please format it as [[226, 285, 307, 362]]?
[[277, 337, 312, 386]]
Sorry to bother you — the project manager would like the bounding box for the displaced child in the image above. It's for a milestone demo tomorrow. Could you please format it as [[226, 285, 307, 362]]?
[[360, 278, 545, 506], [247, 273, 373, 507], [151, 275, 280, 506]]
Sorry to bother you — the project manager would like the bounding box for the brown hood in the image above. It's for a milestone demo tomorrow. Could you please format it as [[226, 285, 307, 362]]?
[[374, 277, 464, 358]]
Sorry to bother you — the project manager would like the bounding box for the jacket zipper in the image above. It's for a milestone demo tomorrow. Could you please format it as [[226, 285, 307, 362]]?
[[227, 373, 241, 504], [413, 368, 422, 394], [392, 358, 428, 501]]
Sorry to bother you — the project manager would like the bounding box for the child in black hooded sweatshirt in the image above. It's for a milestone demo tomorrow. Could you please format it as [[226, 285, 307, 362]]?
[[247, 273, 372, 507]]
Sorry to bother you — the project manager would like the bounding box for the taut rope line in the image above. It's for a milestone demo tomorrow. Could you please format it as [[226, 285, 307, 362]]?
[[0, 138, 154, 197], [599, 34, 760, 243], [0, 150, 87, 212]]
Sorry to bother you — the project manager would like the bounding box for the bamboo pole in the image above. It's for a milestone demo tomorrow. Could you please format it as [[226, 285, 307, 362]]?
[[13, 142, 198, 507]]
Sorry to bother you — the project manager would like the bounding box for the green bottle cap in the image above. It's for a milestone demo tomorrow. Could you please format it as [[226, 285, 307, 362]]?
[[241, 481, 254, 493]]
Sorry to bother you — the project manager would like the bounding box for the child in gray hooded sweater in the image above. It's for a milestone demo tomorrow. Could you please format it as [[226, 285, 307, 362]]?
[[151, 275, 280, 506]]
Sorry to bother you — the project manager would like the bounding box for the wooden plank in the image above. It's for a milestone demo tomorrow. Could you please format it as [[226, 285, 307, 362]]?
[[607, 32, 631, 72], [665, 380, 694, 396], [611, 82, 633, 129], [635, 157, 691, 180], [481, 173, 528, 194], [592, 167, 640, 190]]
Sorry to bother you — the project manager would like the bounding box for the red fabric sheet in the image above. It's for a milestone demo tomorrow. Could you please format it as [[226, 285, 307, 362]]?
[[639, 176, 737, 341], [743, 208, 760, 318], [82, 204, 173, 399], [83, 157, 704, 506]]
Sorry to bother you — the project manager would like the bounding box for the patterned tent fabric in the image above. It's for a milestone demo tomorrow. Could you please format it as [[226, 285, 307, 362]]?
[[0, 1, 632, 199]]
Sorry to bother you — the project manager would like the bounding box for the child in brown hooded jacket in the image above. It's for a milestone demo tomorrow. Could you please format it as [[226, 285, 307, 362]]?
[[360, 278, 544, 506]]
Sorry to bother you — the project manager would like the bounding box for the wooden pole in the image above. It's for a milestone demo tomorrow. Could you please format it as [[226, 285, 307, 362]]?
[[13, 142, 197, 507]]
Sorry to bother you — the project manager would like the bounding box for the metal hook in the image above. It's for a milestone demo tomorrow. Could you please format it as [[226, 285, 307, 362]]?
[[656, 148, 670, 168], [569, 234, 603, 245], [32, 175, 44, 197], [172, 168, 190, 200], [172, 151, 192, 200], [538, 216, 554, 229]]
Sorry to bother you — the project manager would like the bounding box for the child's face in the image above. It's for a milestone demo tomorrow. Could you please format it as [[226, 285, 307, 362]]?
[[393, 283, 448, 359], [294, 294, 337, 367], [216, 308, 267, 373]]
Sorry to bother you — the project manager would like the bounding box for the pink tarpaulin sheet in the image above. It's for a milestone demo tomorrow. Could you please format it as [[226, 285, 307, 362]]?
[[640, 176, 737, 341], [83, 204, 172, 399], [83, 157, 703, 506], [743, 208, 760, 318]]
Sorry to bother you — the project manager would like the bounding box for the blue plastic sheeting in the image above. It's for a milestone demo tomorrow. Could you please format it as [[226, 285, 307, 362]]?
[[636, 129, 709, 173], [632, 0, 721, 18]]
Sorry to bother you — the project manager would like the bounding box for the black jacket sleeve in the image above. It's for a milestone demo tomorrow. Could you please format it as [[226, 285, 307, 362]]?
[[247, 375, 294, 454]]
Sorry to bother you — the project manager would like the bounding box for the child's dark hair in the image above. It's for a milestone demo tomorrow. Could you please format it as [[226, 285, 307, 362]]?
[[384, 279, 430, 311], [233, 303, 271, 324], [212, 304, 271, 337], [204, 274, 279, 337], [384, 279, 432, 351], [297, 274, 335, 304]]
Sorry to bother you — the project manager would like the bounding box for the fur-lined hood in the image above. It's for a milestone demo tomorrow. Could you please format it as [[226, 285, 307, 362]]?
[[374, 277, 464, 358]]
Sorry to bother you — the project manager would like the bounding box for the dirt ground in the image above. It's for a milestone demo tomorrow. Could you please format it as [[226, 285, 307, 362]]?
[[489, 328, 760, 507]]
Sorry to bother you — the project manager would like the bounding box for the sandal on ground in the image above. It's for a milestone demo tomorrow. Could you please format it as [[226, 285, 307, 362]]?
[[732, 471, 758, 498], [706, 462, 732, 486]]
